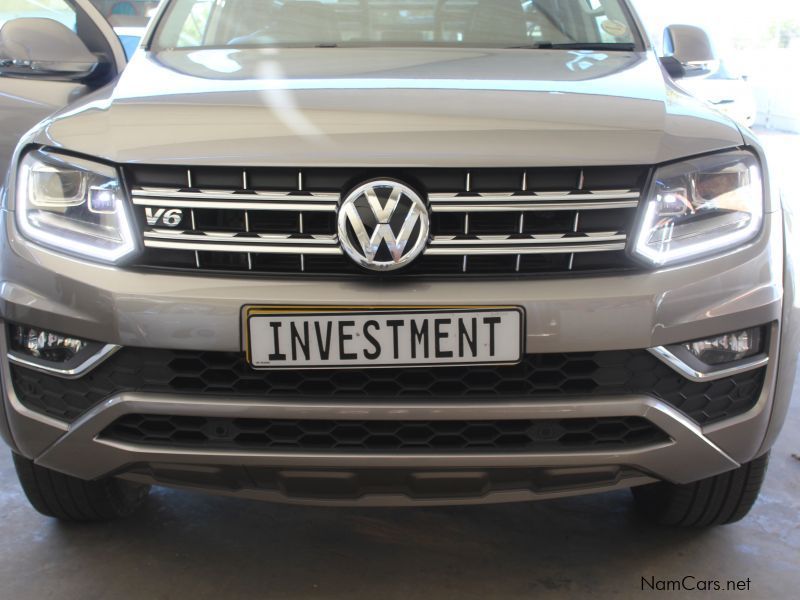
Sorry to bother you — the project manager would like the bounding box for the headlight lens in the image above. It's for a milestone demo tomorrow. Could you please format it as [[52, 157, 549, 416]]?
[[632, 150, 763, 266], [15, 149, 136, 263]]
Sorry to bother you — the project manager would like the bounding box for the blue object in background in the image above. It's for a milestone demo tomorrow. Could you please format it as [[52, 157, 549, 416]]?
[[118, 34, 142, 59]]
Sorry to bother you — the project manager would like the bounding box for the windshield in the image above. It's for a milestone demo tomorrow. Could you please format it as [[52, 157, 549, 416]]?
[[152, 0, 639, 50]]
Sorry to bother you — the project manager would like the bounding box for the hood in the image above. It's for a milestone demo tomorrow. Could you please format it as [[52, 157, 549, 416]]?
[[678, 77, 755, 106], [39, 47, 743, 167]]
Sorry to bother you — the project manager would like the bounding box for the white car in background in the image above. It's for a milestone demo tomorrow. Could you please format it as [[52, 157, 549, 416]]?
[[679, 61, 758, 128]]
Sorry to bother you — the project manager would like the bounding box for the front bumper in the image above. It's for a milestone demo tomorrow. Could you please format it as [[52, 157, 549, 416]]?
[[33, 393, 743, 506], [0, 209, 794, 506]]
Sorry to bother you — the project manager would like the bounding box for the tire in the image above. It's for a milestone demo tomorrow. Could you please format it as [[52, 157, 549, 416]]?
[[632, 452, 769, 527], [12, 453, 149, 522]]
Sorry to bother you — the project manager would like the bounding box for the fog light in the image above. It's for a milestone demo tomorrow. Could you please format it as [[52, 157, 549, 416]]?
[[9, 325, 87, 363], [683, 327, 763, 366]]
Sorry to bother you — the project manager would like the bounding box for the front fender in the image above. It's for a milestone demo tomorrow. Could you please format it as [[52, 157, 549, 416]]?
[[758, 195, 799, 455]]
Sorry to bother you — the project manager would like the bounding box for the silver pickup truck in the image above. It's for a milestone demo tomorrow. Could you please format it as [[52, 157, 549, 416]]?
[[0, 0, 795, 527]]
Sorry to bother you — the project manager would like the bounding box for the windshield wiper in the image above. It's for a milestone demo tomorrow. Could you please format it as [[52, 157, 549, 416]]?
[[507, 42, 636, 51]]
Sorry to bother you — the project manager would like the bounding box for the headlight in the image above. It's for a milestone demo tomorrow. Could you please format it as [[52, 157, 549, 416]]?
[[15, 149, 136, 263], [631, 150, 763, 266]]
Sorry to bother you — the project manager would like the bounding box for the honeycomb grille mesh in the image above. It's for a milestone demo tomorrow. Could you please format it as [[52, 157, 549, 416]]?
[[101, 414, 667, 452], [9, 348, 765, 426]]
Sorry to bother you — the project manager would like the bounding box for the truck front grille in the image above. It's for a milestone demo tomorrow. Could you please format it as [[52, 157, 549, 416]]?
[[100, 414, 667, 452], [125, 165, 648, 276]]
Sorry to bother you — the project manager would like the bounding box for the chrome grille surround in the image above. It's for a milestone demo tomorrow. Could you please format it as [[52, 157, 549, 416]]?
[[127, 166, 648, 276]]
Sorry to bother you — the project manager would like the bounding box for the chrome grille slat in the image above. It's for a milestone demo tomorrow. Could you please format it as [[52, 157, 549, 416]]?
[[133, 188, 339, 202], [187, 171, 200, 269], [133, 199, 338, 212], [428, 190, 639, 202], [430, 201, 638, 212], [132, 188, 338, 212], [143, 231, 337, 244], [430, 233, 626, 246], [128, 164, 647, 275], [242, 173, 253, 270], [144, 240, 343, 255], [429, 190, 639, 215], [426, 243, 627, 256], [570, 212, 581, 271], [299, 212, 306, 273]]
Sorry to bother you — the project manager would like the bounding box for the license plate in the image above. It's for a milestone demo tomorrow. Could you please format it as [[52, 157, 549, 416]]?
[[245, 307, 524, 369]]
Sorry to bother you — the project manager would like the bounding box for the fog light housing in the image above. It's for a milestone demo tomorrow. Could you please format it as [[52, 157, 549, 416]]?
[[683, 327, 763, 366], [9, 325, 88, 363]]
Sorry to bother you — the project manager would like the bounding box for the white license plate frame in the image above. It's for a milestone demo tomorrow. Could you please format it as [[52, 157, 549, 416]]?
[[244, 306, 525, 370]]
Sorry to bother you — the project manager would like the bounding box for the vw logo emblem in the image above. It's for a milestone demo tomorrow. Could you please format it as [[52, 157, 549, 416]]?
[[337, 179, 429, 271]]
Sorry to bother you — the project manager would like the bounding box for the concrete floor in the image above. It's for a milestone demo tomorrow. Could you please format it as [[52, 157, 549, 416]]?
[[0, 131, 797, 599]]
